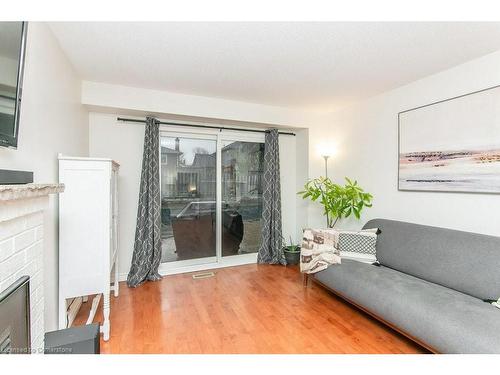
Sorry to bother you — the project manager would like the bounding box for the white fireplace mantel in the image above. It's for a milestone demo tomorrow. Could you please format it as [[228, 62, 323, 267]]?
[[0, 183, 64, 353], [0, 184, 64, 223], [0, 183, 65, 201]]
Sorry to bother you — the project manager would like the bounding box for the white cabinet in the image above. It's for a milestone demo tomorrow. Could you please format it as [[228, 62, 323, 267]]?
[[58, 155, 120, 341]]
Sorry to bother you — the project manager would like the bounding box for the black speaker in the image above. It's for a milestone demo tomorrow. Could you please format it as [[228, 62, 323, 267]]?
[[44, 323, 100, 354]]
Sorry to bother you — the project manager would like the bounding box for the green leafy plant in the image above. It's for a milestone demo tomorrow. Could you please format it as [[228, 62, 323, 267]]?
[[298, 177, 373, 228], [282, 236, 300, 253]]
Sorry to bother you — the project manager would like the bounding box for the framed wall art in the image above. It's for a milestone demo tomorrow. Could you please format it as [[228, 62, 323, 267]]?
[[398, 84, 500, 193]]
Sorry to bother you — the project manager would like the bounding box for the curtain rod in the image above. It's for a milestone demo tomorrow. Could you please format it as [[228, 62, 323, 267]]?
[[116, 117, 296, 136]]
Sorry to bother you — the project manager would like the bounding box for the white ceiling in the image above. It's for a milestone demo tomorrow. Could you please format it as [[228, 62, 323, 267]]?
[[49, 22, 500, 111]]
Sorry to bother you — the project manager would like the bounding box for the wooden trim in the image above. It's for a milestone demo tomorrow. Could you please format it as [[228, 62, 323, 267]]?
[[310, 276, 438, 354]]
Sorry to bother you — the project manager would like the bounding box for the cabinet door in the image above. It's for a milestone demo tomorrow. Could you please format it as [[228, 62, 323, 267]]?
[[59, 162, 109, 297]]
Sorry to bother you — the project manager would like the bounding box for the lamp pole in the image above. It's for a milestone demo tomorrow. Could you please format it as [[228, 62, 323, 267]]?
[[323, 155, 330, 178]]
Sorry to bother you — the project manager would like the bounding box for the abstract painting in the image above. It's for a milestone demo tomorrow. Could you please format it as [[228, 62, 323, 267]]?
[[399, 85, 500, 193]]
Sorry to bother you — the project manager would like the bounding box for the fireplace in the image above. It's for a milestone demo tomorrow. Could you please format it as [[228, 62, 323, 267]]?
[[0, 276, 30, 354]]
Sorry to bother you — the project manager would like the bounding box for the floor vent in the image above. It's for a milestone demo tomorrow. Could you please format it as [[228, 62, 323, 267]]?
[[192, 272, 215, 279]]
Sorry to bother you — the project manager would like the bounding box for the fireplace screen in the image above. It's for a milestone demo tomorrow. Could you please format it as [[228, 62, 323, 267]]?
[[0, 276, 30, 354]]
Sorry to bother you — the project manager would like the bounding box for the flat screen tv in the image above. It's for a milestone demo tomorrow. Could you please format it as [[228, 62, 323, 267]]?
[[0, 22, 27, 149]]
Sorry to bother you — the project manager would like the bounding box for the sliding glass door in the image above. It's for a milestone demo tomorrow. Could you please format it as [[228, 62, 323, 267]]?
[[221, 140, 264, 257], [160, 135, 217, 264], [159, 130, 264, 272]]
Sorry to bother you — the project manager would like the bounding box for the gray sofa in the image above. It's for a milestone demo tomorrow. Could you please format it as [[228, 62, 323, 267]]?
[[312, 218, 500, 354]]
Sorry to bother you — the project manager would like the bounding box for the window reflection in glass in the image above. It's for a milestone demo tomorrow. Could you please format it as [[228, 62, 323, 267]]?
[[221, 141, 264, 256], [160, 137, 217, 262]]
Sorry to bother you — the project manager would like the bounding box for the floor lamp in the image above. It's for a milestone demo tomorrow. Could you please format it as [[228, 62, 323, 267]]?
[[322, 151, 334, 227], [318, 145, 335, 227], [318, 144, 335, 179], [322, 155, 330, 178]]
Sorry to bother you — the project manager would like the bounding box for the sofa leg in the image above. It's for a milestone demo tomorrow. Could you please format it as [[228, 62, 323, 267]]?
[[303, 273, 309, 287]]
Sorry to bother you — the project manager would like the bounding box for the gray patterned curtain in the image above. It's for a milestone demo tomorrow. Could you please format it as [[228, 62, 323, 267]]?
[[258, 129, 285, 265], [127, 117, 163, 287]]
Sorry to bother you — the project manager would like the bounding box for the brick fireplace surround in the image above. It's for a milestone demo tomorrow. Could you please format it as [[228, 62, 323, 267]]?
[[0, 184, 64, 353]]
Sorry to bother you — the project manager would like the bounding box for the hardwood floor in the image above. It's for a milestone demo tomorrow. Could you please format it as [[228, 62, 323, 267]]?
[[73, 264, 428, 354]]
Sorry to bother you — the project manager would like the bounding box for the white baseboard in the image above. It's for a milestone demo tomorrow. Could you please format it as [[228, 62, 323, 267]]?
[[117, 254, 257, 282]]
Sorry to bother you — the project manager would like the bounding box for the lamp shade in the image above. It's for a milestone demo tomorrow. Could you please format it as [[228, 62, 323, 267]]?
[[317, 143, 337, 158]]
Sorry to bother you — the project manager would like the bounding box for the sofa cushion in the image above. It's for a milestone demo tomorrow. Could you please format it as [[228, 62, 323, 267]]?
[[362, 219, 500, 302], [313, 259, 500, 353]]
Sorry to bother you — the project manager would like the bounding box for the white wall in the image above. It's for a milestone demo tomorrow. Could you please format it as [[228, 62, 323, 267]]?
[[294, 128, 309, 235], [0, 23, 88, 331], [279, 131, 299, 243], [88, 113, 142, 278], [88, 112, 306, 277], [307, 50, 500, 236], [82, 81, 316, 129]]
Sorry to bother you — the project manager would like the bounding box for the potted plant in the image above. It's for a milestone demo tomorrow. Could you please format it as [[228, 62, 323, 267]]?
[[283, 236, 301, 265], [298, 177, 373, 228]]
